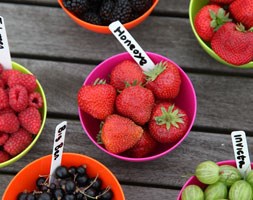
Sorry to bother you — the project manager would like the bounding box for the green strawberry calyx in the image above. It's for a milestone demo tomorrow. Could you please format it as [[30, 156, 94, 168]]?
[[93, 78, 107, 85], [209, 8, 232, 31], [155, 105, 185, 130], [97, 121, 104, 144], [144, 61, 166, 82]]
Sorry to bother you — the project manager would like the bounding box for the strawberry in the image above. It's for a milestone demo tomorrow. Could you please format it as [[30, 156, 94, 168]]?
[[229, 0, 253, 29], [0, 113, 20, 133], [211, 22, 253, 65], [210, 0, 235, 4], [4, 128, 33, 156], [110, 60, 146, 91], [126, 129, 157, 158], [145, 61, 181, 100], [8, 73, 37, 93], [101, 114, 143, 154], [149, 102, 189, 144], [0, 150, 10, 163], [77, 79, 116, 120], [18, 107, 41, 134], [194, 5, 231, 42], [116, 85, 155, 125]]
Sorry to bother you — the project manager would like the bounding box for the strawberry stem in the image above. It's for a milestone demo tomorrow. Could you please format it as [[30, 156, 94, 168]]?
[[144, 61, 166, 82], [93, 78, 106, 85], [209, 8, 232, 31]]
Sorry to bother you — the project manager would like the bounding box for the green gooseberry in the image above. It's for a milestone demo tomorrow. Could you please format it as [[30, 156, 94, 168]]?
[[229, 180, 253, 200], [219, 165, 242, 187], [195, 161, 220, 184], [182, 185, 204, 200], [204, 181, 228, 200]]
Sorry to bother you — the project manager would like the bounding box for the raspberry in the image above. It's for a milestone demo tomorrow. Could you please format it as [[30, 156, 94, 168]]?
[[0, 107, 15, 115], [18, 107, 41, 134], [8, 73, 37, 93], [0, 150, 10, 163], [0, 63, 3, 74], [0, 132, 9, 146], [0, 79, 5, 89], [4, 128, 33, 156], [28, 92, 43, 109], [0, 88, 9, 110], [0, 113, 20, 133], [1, 69, 21, 84], [9, 85, 29, 112]]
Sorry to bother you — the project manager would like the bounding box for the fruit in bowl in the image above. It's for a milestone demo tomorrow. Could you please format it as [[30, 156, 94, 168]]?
[[189, 0, 253, 68], [78, 52, 197, 162], [177, 160, 253, 200], [58, 0, 159, 34], [0, 62, 47, 168], [3, 153, 125, 200]]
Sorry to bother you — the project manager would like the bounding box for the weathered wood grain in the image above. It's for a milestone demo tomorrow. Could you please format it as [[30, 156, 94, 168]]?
[[1, 3, 252, 74]]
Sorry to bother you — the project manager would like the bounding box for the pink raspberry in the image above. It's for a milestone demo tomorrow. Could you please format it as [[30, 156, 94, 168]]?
[[18, 107, 41, 134], [0, 79, 5, 89], [0, 132, 9, 146], [0, 150, 10, 163], [0, 113, 20, 133], [0, 88, 9, 110], [0, 107, 15, 115], [4, 128, 33, 156], [0, 63, 3, 74], [8, 73, 37, 93], [29, 92, 43, 109], [1, 69, 21, 84], [9, 85, 28, 112]]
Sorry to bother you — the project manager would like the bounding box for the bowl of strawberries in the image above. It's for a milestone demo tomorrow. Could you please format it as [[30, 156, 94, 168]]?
[[58, 0, 159, 34], [0, 62, 47, 168], [189, 0, 253, 68], [77, 52, 197, 162]]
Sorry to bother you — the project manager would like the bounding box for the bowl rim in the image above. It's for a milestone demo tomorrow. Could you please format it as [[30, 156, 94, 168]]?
[[78, 51, 197, 162], [188, 0, 253, 68], [0, 61, 47, 168], [58, 0, 159, 34], [3, 152, 125, 200]]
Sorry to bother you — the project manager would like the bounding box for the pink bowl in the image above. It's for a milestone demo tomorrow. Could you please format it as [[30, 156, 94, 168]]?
[[177, 160, 253, 200], [78, 52, 197, 162]]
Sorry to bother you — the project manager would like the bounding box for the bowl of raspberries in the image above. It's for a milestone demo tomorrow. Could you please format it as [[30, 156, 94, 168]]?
[[0, 62, 47, 168], [189, 0, 253, 68], [77, 52, 197, 162], [3, 153, 125, 200], [58, 0, 159, 34]]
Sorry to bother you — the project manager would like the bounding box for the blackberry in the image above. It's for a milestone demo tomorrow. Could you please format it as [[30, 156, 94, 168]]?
[[112, 0, 133, 24], [129, 0, 153, 14], [99, 0, 115, 24], [63, 0, 91, 16], [81, 12, 103, 25]]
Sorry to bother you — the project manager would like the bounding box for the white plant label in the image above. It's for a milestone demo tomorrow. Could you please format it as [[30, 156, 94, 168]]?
[[231, 131, 251, 178], [0, 16, 12, 69], [109, 20, 155, 72], [49, 121, 67, 184]]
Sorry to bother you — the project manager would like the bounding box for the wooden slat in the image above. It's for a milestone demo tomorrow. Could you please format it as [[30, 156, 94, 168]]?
[[1, 3, 252, 74]]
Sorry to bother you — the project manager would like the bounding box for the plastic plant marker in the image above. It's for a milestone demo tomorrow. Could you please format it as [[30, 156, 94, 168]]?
[[109, 20, 155, 72], [231, 131, 251, 178], [0, 16, 12, 69], [49, 121, 67, 184]]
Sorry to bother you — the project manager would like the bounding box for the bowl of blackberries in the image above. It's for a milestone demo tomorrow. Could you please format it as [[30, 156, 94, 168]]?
[[3, 153, 125, 200], [58, 0, 159, 34]]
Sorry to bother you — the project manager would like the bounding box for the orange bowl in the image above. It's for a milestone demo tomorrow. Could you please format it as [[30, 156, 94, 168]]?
[[58, 0, 159, 34], [3, 153, 125, 200]]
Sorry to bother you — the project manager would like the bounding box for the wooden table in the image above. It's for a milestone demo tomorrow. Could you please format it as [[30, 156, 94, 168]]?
[[1, 1, 253, 199]]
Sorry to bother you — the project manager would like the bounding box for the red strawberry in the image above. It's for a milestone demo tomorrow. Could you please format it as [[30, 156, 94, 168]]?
[[18, 107, 41, 134], [0, 113, 20, 133], [149, 102, 189, 144], [1, 69, 21, 84], [145, 61, 181, 100], [0, 88, 9, 110], [126, 130, 157, 158], [229, 0, 253, 29], [4, 128, 33, 156], [210, 0, 235, 4], [8, 73, 37, 93], [211, 22, 253, 65], [28, 92, 43, 109], [101, 114, 143, 154], [0, 132, 9, 146], [9, 85, 29, 112], [77, 79, 116, 120], [116, 85, 155, 125], [194, 5, 231, 42], [0, 151, 10, 163], [110, 60, 146, 90]]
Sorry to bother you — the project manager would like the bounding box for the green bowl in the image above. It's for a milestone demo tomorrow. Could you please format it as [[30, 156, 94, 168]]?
[[189, 0, 253, 68], [0, 61, 47, 168]]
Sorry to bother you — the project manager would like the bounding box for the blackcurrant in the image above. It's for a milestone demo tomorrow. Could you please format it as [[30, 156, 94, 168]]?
[[55, 166, 69, 179], [27, 193, 36, 200], [65, 180, 76, 194], [37, 192, 52, 200], [17, 192, 28, 200], [99, 189, 113, 200], [76, 165, 86, 176], [63, 194, 75, 200], [89, 177, 102, 191], [53, 188, 65, 199], [68, 166, 77, 177], [85, 188, 97, 197], [36, 177, 46, 190], [76, 174, 88, 187], [49, 183, 56, 191], [75, 192, 84, 200]]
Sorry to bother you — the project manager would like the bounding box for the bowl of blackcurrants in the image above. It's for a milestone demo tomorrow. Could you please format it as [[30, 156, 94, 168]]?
[[3, 153, 125, 200], [58, 0, 159, 34]]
